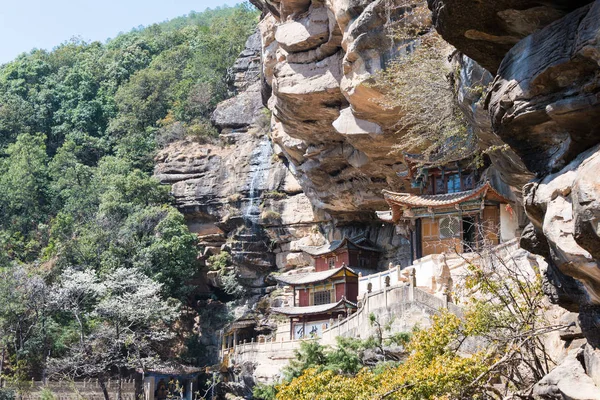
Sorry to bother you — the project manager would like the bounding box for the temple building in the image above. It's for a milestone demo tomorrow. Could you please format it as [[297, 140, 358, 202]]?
[[299, 235, 382, 272], [269, 235, 381, 339], [272, 265, 359, 339], [377, 176, 517, 260]]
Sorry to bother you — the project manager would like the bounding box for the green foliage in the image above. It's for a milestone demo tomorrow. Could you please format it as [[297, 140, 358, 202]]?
[[220, 268, 246, 298], [253, 382, 278, 400], [0, 389, 15, 400], [0, 3, 258, 384], [283, 340, 328, 380], [39, 388, 56, 400], [207, 251, 232, 272]]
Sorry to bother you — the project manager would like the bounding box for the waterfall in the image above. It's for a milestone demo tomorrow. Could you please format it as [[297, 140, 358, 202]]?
[[244, 136, 273, 223]]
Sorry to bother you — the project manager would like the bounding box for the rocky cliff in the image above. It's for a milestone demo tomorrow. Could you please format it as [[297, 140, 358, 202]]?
[[156, 0, 600, 393], [427, 0, 600, 394], [250, 0, 436, 217], [154, 30, 412, 296], [428, 0, 600, 344]]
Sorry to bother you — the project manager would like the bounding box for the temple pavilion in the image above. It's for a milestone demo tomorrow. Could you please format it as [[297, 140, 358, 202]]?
[[271, 265, 359, 339], [270, 235, 381, 339], [377, 180, 516, 259], [299, 235, 381, 272]]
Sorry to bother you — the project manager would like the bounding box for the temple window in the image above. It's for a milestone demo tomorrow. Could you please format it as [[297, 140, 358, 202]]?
[[447, 174, 461, 193], [328, 257, 335, 268], [463, 172, 475, 190], [439, 216, 461, 238], [313, 290, 332, 305], [435, 175, 445, 194]]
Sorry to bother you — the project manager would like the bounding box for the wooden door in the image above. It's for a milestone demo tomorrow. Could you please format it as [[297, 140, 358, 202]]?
[[482, 206, 500, 246], [421, 217, 462, 257]]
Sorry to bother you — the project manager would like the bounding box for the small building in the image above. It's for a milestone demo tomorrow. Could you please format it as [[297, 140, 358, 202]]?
[[377, 181, 516, 259], [142, 364, 201, 400], [300, 235, 382, 272], [272, 266, 359, 339]]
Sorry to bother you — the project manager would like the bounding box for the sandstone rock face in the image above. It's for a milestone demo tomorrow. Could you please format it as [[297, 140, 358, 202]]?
[[253, 0, 424, 216], [488, 2, 600, 178], [533, 346, 600, 400], [155, 29, 412, 293], [523, 145, 600, 345], [427, 0, 594, 73]]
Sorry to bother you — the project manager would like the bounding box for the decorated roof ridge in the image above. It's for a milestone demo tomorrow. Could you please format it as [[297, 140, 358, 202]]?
[[375, 210, 393, 222], [381, 181, 511, 209], [271, 297, 358, 316], [299, 235, 381, 256], [275, 265, 358, 286]]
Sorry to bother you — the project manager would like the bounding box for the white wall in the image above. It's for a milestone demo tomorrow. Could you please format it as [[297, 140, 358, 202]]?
[[500, 204, 518, 242]]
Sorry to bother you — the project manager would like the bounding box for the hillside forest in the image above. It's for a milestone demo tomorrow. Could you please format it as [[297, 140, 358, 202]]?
[[0, 2, 258, 392]]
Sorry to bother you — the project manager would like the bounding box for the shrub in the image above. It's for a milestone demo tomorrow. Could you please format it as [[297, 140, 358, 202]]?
[[264, 191, 286, 200], [40, 388, 56, 400], [227, 193, 243, 203], [260, 210, 281, 224], [374, 1, 474, 166], [0, 389, 15, 400], [207, 251, 231, 271], [253, 383, 277, 400], [221, 267, 245, 298]]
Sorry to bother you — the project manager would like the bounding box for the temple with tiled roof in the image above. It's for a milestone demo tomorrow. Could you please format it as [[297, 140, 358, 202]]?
[[299, 234, 381, 272], [378, 178, 518, 259], [272, 265, 359, 339]]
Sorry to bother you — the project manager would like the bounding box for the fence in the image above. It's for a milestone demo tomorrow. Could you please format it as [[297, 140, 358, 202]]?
[[18, 378, 137, 400]]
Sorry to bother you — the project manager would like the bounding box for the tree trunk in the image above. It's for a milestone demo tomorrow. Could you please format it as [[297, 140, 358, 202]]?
[[99, 378, 111, 400], [117, 369, 123, 400], [0, 347, 5, 388]]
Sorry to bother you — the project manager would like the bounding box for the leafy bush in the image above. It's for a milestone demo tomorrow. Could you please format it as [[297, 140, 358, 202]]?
[[207, 251, 232, 272], [221, 267, 246, 298], [252, 383, 277, 400], [39, 388, 56, 400], [0, 389, 15, 400]]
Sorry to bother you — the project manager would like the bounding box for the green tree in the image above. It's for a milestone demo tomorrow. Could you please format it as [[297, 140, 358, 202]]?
[[0, 133, 52, 261]]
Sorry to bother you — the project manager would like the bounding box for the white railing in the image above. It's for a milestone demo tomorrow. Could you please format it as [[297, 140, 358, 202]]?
[[222, 284, 453, 362], [358, 266, 402, 295]]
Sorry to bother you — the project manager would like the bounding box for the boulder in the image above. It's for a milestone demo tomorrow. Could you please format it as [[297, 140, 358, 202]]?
[[427, 0, 594, 73], [524, 144, 600, 344], [533, 347, 600, 400]]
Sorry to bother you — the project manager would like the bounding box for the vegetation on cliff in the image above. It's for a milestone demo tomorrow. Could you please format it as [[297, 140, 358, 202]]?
[[376, 1, 474, 166], [0, 3, 258, 394]]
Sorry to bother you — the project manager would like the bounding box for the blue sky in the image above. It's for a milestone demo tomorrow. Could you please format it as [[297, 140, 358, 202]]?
[[0, 0, 244, 64]]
